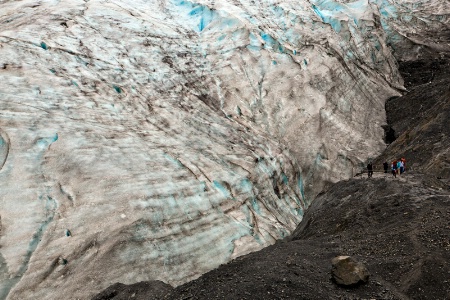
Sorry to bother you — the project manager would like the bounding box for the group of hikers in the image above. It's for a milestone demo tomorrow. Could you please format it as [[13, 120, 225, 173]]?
[[366, 158, 406, 178], [387, 158, 406, 177]]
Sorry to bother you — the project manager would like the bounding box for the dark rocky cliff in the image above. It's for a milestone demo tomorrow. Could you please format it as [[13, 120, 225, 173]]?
[[375, 57, 450, 182]]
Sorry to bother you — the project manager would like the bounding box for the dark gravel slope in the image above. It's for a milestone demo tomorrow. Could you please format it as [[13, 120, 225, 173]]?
[[159, 174, 449, 300]]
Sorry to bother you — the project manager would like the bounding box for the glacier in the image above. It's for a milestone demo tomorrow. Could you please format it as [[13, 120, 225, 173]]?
[[0, 0, 448, 299]]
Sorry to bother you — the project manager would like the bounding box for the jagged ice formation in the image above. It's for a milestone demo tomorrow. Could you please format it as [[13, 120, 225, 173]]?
[[0, 0, 448, 299]]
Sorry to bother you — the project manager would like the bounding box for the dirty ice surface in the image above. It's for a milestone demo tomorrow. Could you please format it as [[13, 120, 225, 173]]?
[[0, 0, 448, 299]]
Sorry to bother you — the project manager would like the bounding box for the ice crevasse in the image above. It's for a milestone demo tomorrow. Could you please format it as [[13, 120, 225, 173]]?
[[0, 0, 448, 299]]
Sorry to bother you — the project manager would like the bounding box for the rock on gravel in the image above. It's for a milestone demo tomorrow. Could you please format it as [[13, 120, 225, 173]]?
[[331, 256, 370, 286]]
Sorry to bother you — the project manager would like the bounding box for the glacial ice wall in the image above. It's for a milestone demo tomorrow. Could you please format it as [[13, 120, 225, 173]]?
[[372, 0, 450, 60], [0, 0, 448, 299]]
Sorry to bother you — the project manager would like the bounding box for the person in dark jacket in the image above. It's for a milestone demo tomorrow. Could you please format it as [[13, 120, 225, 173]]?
[[392, 161, 397, 178], [367, 162, 373, 178]]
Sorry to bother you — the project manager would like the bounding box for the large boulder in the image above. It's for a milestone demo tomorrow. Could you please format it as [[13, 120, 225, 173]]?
[[331, 256, 370, 286]]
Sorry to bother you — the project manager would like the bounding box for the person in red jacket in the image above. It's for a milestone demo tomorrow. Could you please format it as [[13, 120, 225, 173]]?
[[392, 160, 397, 177]]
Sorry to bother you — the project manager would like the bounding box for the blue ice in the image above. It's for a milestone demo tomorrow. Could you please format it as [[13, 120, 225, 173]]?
[[346, 0, 370, 11], [270, 5, 286, 29], [172, 0, 218, 32], [247, 33, 260, 52], [213, 180, 231, 199], [0, 135, 7, 166], [251, 197, 261, 215], [312, 4, 342, 32], [282, 173, 289, 185], [271, 5, 285, 19], [217, 34, 226, 41], [376, 0, 398, 18], [239, 178, 253, 194], [112, 85, 122, 93], [312, 0, 345, 12], [260, 32, 276, 48], [163, 152, 183, 168], [297, 175, 305, 201], [285, 28, 302, 45], [310, 0, 376, 33], [36, 134, 58, 149], [260, 32, 285, 53]]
